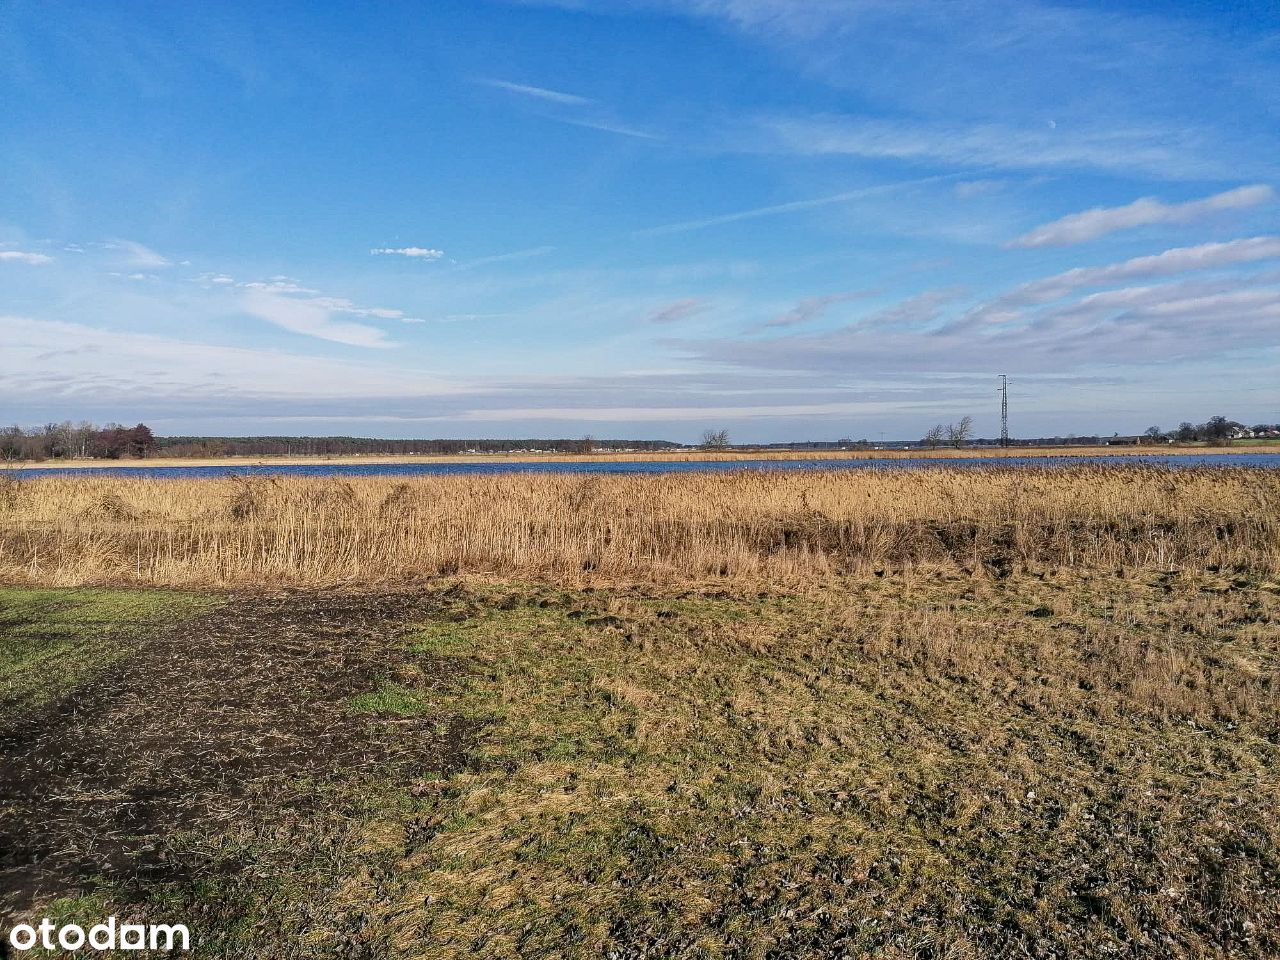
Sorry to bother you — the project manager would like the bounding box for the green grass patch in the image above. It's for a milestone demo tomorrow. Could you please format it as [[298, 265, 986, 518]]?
[[349, 682, 432, 716], [0, 587, 217, 719], [409, 622, 477, 656]]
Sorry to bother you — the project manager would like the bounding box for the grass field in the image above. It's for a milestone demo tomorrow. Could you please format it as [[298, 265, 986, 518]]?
[[0, 588, 215, 716], [1, 467, 1278, 957]]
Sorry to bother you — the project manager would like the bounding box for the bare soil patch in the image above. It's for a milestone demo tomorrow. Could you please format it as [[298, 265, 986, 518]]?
[[0, 590, 470, 922]]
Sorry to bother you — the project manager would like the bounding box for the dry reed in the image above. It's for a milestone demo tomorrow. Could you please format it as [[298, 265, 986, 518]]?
[[0, 465, 1276, 587]]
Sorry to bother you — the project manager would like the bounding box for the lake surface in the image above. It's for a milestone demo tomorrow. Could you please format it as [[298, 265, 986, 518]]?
[[10, 452, 1280, 479]]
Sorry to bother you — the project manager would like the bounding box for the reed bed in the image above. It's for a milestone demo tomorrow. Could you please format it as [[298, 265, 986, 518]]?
[[1, 465, 1276, 587]]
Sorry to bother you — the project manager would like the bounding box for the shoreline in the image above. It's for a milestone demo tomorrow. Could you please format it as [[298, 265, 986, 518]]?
[[5, 443, 1276, 472]]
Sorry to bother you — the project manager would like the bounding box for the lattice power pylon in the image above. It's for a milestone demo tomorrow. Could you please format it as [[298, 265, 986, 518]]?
[[999, 374, 1010, 447]]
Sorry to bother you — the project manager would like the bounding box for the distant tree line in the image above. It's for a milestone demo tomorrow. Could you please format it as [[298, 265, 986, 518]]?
[[912, 414, 1280, 449], [4, 414, 1276, 463], [0, 426, 684, 461], [155, 436, 683, 458], [1144, 417, 1280, 445], [1, 422, 156, 462]]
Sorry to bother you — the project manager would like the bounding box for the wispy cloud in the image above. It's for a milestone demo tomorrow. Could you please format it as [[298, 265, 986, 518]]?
[[635, 172, 966, 237], [645, 298, 712, 324], [105, 239, 172, 268], [761, 115, 1221, 180], [677, 272, 1280, 380], [0, 315, 464, 409], [854, 288, 964, 331], [457, 245, 556, 270], [480, 78, 594, 106], [557, 116, 662, 140], [371, 246, 445, 259], [1011, 184, 1276, 248], [447, 400, 936, 423], [954, 179, 1008, 199], [759, 290, 875, 329], [236, 277, 426, 346], [240, 288, 395, 349], [966, 235, 1280, 326], [640, 0, 1280, 178], [0, 250, 53, 265], [479, 74, 658, 140]]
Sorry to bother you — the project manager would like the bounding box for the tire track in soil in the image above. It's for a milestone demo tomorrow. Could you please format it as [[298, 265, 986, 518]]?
[[0, 590, 471, 925]]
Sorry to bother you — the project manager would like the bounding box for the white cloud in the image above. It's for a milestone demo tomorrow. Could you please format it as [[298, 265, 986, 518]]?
[[1012, 184, 1276, 248], [371, 246, 445, 259], [481, 79, 595, 106], [0, 250, 53, 265], [239, 278, 319, 294]]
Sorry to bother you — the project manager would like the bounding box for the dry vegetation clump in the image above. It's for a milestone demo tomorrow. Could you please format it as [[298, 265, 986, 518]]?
[[0, 475, 22, 513], [0, 465, 1276, 587]]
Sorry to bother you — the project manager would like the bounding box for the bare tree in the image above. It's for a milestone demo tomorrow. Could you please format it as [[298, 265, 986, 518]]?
[[946, 416, 974, 449], [1143, 426, 1164, 445], [921, 424, 946, 449], [701, 429, 730, 450]]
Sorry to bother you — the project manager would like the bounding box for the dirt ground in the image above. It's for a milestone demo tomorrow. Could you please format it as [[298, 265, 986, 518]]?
[[0, 591, 470, 929]]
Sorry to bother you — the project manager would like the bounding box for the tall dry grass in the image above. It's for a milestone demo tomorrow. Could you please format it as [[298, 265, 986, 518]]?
[[0, 465, 1276, 587]]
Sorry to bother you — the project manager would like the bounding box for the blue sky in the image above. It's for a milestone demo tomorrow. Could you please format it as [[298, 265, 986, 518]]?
[[2, 0, 1278, 442]]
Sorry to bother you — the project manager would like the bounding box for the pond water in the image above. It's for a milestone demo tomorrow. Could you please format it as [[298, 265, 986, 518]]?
[[9, 452, 1280, 479]]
